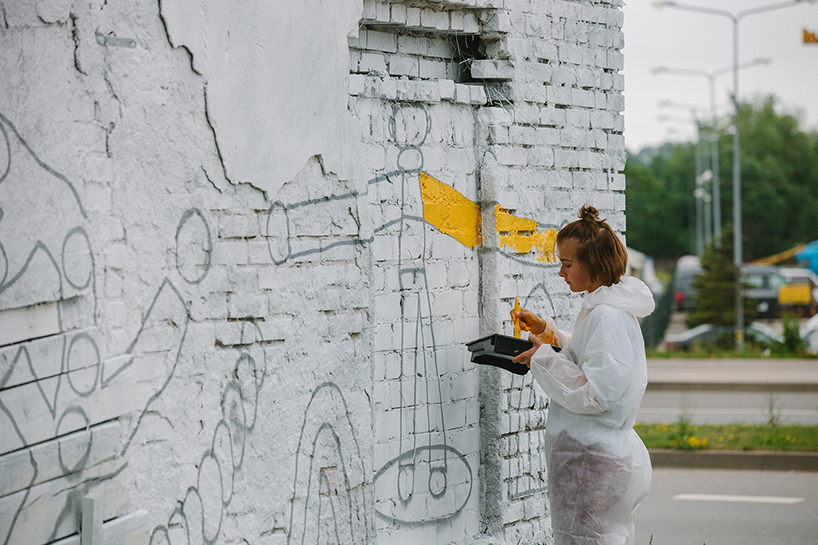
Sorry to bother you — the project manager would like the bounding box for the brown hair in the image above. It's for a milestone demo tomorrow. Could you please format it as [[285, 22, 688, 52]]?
[[556, 205, 627, 287]]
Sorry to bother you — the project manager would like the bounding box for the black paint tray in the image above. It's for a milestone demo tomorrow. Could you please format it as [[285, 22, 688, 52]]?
[[466, 334, 533, 375]]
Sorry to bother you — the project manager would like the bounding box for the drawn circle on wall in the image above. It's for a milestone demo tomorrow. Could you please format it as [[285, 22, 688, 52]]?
[[178, 488, 201, 543], [265, 201, 290, 264], [238, 321, 266, 409], [234, 348, 262, 431], [221, 380, 247, 470], [373, 444, 472, 524], [212, 421, 235, 504], [0, 121, 10, 183], [396, 148, 423, 171], [428, 465, 447, 498], [389, 104, 430, 148], [66, 332, 101, 396], [197, 451, 224, 543], [0, 242, 7, 288], [61, 227, 93, 291], [175, 208, 212, 284], [56, 406, 93, 473]]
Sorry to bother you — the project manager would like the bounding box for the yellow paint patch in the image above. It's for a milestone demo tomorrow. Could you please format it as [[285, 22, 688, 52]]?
[[495, 205, 557, 262], [420, 172, 481, 249]]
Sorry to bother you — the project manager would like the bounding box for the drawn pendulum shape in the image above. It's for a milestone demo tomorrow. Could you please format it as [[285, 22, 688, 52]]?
[[396, 286, 416, 504], [372, 103, 473, 524], [394, 106, 449, 506], [417, 295, 448, 501]]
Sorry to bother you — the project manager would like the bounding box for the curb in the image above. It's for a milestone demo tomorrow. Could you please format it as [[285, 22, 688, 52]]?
[[646, 381, 818, 393], [649, 448, 818, 472]]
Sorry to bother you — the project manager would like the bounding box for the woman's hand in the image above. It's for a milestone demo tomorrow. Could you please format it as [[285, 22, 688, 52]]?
[[511, 308, 559, 347], [512, 308, 546, 334], [512, 333, 543, 368]]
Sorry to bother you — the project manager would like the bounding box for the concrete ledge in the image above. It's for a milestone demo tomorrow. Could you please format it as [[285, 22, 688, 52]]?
[[649, 448, 818, 472], [647, 381, 818, 393]]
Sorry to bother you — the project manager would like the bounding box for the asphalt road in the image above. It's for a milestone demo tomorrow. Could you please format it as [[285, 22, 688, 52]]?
[[635, 468, 818, 545], [638, 390, 818, 425]]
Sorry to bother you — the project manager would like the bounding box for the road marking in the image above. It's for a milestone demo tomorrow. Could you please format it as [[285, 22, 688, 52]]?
[[639, 407, 818, 418], [673, 493, 804, 504]]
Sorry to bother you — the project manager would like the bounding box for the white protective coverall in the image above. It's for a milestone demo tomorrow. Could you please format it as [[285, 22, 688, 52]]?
[[529, 276, 655, 545]]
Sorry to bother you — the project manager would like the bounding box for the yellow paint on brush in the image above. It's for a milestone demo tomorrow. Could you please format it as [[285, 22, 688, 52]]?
[[495, 205, 558, 262], [419, 172, 481, 249], [512, 297, 521, 338]]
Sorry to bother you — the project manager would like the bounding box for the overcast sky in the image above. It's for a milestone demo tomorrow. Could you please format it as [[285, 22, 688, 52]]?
[[622, 0, 818, 152]]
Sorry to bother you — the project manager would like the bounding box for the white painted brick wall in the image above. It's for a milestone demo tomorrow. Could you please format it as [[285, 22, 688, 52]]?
[[1, 1, 628, 544]]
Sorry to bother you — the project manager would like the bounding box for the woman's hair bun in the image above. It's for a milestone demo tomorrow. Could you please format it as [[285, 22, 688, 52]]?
[[578, 205, 602, 223]]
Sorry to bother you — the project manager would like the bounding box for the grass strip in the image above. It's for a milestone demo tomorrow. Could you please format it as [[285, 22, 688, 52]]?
[[635, 421, 818, 452]]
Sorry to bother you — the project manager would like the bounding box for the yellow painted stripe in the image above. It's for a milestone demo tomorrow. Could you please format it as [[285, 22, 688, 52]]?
[[495, 205, 557, 262], [418, 174, 556, 261], [419, 172, 481, 249]]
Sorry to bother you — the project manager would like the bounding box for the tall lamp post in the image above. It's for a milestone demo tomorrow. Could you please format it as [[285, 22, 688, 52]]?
[[653, 0, 815, 349], [658, 104, 710, 253], [651, 58, 771, 249]]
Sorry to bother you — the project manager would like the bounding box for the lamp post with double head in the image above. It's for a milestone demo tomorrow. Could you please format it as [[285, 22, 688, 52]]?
[[651, 58, 771, 250], [653, 0, 815, 349]]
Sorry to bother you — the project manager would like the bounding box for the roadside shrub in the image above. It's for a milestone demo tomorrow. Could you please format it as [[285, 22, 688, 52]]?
[[770, 312, 807, 357]]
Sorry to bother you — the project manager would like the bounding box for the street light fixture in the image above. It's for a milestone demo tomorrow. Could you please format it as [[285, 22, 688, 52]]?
[[651, 57, 772, 250], [653, 0, 816, 350], [657, 106, 710, 254]]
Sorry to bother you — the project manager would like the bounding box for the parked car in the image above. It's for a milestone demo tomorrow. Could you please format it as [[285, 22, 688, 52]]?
[[778, 266, 818, 316], [672, 255, 701, 311], [741, 265, 787, 319], [664, 322, 783, 351]]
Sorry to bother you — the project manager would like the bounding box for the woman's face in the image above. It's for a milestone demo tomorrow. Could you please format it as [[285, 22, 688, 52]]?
[[558, 238, 603, 293]]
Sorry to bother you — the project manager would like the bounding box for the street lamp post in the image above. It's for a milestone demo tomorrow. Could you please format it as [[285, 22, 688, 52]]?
[[653, 0, 815, 350], [651, 58, 771, 249], [658, 103, 710, 254]]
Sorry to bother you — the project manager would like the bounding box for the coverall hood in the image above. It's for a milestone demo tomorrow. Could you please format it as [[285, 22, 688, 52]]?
[[583, 275, 656, 319]]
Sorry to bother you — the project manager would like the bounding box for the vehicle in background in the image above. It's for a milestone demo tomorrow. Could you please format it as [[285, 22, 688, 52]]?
[[672, 255, 701, 311], [778, 266, 818, 316], [664, 322, 783, 351], [742, 264, 787, 319], [627, 247, 664, 297]]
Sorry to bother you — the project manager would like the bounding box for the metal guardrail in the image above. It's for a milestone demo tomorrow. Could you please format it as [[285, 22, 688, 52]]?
[[640, 270, 675, 349]]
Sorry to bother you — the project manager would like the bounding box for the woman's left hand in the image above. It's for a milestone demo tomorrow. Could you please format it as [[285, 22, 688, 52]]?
[[512, 333, 543, 367]]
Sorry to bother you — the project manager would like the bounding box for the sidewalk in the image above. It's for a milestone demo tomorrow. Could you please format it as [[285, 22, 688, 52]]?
[[647, 357, 818, 392], [645, 357, 818, 471]]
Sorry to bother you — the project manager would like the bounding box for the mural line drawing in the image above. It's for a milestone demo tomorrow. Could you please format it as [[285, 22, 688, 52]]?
[[505, 284, 554, 501], [288, 382, 369, 545], [264, 102, 562, 528], [0, 111, 102, 545], [147, 321, 267, 545]]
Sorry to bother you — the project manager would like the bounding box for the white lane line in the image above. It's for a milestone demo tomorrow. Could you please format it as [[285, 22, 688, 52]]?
[[639, 408, 818, 416], [672, 493, 804, 504]]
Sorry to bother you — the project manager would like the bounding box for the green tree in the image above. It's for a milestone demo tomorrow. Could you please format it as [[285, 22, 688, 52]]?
[[687, 225, 756, 329], [624, 147, 693, 257], [733, 97, 818, 260], [626, 95, 818, 262], [623, 159, 687, 256]]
